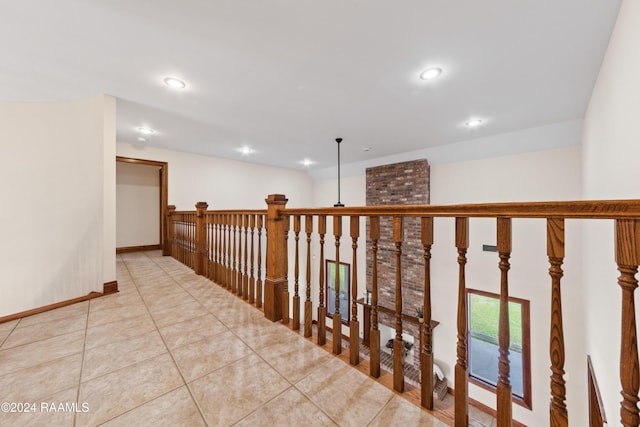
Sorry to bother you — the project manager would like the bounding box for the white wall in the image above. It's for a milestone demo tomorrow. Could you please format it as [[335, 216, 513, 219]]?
[[0, 95, 116, 316], [582, 1, 640, 423], [116, 142, 314, 210], [430, 146, 584, 426], [310, 144, 584, 426], [116, 162, 160, 248]]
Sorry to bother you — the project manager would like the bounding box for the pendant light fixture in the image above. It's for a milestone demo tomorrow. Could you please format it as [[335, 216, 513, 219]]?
[[334, 138, 344, 207]]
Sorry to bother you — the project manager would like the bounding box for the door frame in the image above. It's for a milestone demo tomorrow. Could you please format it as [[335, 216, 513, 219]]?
[[116, 156, 169, 255]]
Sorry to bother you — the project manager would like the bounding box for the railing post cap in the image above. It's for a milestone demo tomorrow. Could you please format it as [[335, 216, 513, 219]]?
[[265, 194, 288, 205], [195, 202, 209, 209]]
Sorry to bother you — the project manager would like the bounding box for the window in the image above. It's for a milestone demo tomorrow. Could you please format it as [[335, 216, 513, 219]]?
[[467, 289, 532, 409], [325, 260, 350, 324]]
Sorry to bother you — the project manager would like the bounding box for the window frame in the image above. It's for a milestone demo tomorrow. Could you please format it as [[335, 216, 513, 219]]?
[[466, 288, 532, 410]]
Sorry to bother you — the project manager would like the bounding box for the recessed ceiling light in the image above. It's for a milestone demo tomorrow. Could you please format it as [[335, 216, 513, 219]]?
[[363, 147, 371, 152], [137, 127, 155, 135], [238, 146, 254, 155], [420, 68, 442, 80], [137, 137, 146, 142], [301, 159, 313, 167], [465, 119, 483, 127], [163, 77, 186, 89]]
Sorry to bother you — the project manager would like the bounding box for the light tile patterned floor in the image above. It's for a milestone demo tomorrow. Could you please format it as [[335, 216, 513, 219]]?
[[0, 251, 448, 426]]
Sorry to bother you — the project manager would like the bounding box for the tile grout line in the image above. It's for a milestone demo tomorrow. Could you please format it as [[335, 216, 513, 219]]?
[[0, 317, 22, 349], [364, 391, 396, 426], [73, 279, 93, 427]]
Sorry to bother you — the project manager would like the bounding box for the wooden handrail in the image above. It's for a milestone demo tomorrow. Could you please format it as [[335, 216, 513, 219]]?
[[284, 199, 640, 218]]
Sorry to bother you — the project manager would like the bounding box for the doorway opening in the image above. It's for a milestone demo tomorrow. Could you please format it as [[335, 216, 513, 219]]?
[[115, 156, 168, 254]]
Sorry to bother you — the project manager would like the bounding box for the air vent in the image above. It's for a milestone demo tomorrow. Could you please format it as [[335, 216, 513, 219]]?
[[482, 244, 497, 252]]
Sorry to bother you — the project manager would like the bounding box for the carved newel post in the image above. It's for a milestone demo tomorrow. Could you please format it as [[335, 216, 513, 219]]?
[[264, 194, 288, 322], [195, 202, 208, 276]]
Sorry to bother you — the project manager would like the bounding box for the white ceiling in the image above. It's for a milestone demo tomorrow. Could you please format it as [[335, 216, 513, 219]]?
[[0, 1, 621, 171]]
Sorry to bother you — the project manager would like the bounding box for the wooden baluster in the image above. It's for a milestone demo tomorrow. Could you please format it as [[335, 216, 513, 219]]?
[[229, 214, 236, 294], [304, 215, 313, 337], [182, 217, 185, 264], [184, 216, 188, 264], [182, 216, 186, 264], [206, 215, 212, 279], [186, 216, 190, 265], [180, 216, 184, 264], [189, 215, 192, 266], [421, 217, 434, 410], [281, 215, 290, 325], [178, 216, 183, 264], [350, 216, 360, 365], [256, 214, 263, 308], [616, 219, 640, 427], [393, 216, 404, 392], [195, 202, 208, 276], [167, 205, 176, 258], [293, 215, 301, 331], [174, 215, 178, 260], [496, 218, 513, 427], [181, 216, 185, 264], [182, 217, 186, 264], [216, 215, 222, 284], [455, 217, 469, 427], [317, 215, 327, 346], [249, 214, 256, 304], [229, 214, 238, 294], [333, 215, 343, 355], [223, 215, 229, 289], [212, 217, 216, 278], [209, 215, 213, 279], [243, 214, 249, 300], [221, 215, 226, 286], [177, 217, 181, 263], [185, 216, 189, 265], [233, 216, 238, 289], [237, 214, 243, 297], [191, 214, 195, 268], [206, 215, 211, 278], [238, 215, 243, 295], [547, 218, 568, 427], [370, 216, 381, 378], [235, 214, 241, 295], [184, 217, 188, 265]]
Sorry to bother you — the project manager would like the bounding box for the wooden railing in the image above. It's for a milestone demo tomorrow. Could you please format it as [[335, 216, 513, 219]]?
[[167, 196, 640, 427], [168, 203, 268, 307]]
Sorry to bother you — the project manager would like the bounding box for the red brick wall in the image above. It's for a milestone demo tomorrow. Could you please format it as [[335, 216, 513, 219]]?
[[366, 159, 429, 365]]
